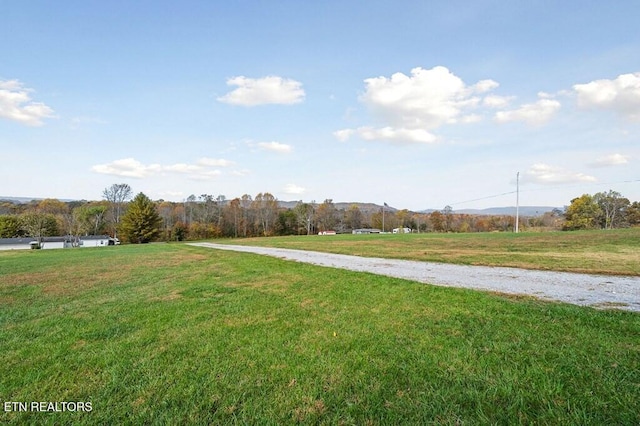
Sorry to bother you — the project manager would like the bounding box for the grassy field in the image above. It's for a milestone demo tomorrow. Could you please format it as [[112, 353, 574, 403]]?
[[1, 243, 639, 424], [216, 228, 640, 276]]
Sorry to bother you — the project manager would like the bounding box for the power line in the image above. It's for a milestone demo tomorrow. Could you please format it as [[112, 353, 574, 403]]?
[[449, 191, 516, 206], [448, 178, 639, 207]]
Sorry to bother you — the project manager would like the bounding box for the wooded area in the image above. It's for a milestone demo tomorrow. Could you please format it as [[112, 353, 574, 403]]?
[[1, 184, 638, 243]]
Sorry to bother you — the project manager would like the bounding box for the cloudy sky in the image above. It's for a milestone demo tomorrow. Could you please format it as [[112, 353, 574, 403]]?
[[2, 1, 639, 210]]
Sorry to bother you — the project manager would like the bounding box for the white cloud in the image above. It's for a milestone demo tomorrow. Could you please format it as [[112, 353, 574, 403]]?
[[217, 75, 305, 106], [336, 126, 437, 144], [588, 153, 630, 167], [91, 158, 161, 178], [337, 66, 502, 145], [333, 128, 355, 142], [163, 163, 203, 173], [360, 66, 497, 129], [495, 97, 561, 126], [472, 79, 500, 93], [231, 169, 251, 177], [0, 79, 55, 126], [483, 95, 515, 108], [459, 114, 482, 124], [189, 170, 223, 181], [197, 157, 235, 167], [257, 141, 293, 153], [92, 157, 234, 180], [523, 163, 596, 185], [573, 72, 640, 120], [283, 184, 306, 195]]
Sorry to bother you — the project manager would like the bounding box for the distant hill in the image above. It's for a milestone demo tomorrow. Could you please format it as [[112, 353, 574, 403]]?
[[0, 196, 42, 204], [452, 206, 559, 216], [3, 196, 559, 217], [279, 202, 558, 216], [278, 201, 396, 213], [0, 196, 75, 204]]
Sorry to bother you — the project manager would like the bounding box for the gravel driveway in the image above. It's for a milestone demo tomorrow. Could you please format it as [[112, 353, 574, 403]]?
[[189, 243, 640, 313]]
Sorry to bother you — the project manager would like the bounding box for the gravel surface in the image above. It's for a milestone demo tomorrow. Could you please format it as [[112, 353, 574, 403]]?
[[189, 242, 640, 312]]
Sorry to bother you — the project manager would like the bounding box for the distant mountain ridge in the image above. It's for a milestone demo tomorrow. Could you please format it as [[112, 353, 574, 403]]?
[[2, 196, 558, 216], [451, 206, 559, 216], [279, 201, 558, 216], [0, 196, 76, 204], [277, 200, 391, 213]]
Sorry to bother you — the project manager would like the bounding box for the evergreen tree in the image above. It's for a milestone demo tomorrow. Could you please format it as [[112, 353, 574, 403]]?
[[120, 193, 162, 243]]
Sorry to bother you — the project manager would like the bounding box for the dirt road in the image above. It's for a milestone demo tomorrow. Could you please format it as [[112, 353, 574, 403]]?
[[189, 242, 640, 312]]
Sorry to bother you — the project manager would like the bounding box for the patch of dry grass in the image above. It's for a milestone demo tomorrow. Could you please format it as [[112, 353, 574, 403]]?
[[0, 247, 212, 299]]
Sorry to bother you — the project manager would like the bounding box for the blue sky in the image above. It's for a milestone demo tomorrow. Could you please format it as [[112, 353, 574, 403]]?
[[2, 1, 639, 210]]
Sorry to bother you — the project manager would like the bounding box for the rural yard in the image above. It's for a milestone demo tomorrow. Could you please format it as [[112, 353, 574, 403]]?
[[4, 1, 640, 423], [190, 242, 640, 312], [2, 239, 639, 424]]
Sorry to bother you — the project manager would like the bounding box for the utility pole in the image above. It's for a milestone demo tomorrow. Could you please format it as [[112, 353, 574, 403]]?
[[515, 172, 520, 233]]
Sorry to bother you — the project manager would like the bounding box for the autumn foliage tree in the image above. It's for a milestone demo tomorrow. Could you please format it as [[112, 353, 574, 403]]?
[[0, 215, 22, 238], [563, 194, 602, 230], [119, 193, 162, 243]]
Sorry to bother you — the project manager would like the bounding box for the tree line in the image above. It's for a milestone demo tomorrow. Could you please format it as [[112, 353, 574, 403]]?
[[1, 185, 638, 243], [563, 190, 640, 230]]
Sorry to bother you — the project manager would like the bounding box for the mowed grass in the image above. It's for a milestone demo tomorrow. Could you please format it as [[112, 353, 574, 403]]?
[[1, 244, 639, 424], [218, 228, 640, 276]]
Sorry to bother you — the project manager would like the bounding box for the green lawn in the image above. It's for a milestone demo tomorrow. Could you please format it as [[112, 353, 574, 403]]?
[[216, 228, 640, 276], [1, 244, 639, 424]]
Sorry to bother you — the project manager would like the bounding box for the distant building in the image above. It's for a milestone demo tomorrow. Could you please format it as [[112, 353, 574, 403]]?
[[0, 235, 116, 250], [318, 230, 337, 236], [393, 227, 412, 234], [79, 235, 115, 247], [352, 228, 381, 234]]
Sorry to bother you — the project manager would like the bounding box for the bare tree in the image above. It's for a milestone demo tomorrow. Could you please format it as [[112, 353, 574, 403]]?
[[316, 199, 339, 232], [215, 195, 226, 227], [103, 183, 132, 238], [594, 190, 630, 229], [252, 193, 278, 236], [294, 201, 315, 235], [185, 194, 197, 224], [240, 194, 253, 237], [224, 198, 242, 238], [345, 204, 362, 231], [442, 205, 453, 232]]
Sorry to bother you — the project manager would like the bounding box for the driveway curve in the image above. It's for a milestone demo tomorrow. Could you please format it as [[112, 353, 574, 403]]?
[[189, 243, 640, 312]]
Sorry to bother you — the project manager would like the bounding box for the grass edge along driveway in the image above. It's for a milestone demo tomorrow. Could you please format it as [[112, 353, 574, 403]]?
[[210, 228, 640, 276]]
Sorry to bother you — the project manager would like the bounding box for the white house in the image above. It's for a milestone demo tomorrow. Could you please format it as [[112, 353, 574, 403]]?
[[79, 235, 114, 247], [11, 236, 73, 250], [352, 228, 381, 234], [0, 235, 116, 251], [0, 238, 36, 250], [392, 227, 412, 234]]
